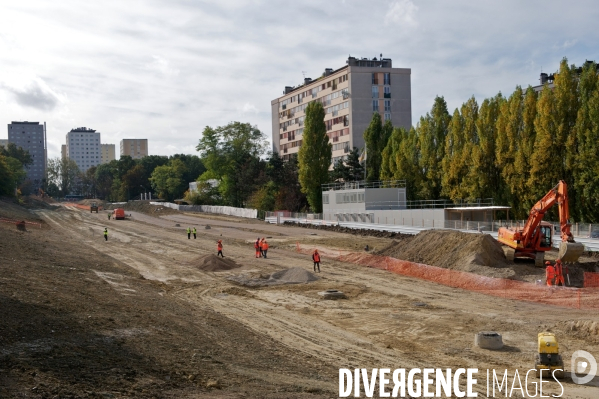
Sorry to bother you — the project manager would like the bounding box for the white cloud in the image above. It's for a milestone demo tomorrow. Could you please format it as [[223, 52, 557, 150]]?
[[384, 0, 418, 26], [1, 77, 66, 111], [240, 103, 259, 114], [143, 55, 180, 76]]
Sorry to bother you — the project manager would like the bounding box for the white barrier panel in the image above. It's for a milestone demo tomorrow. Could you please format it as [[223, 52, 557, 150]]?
[[149, 202, 258, 219]]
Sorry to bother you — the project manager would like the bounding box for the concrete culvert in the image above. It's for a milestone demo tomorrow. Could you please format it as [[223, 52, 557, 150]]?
[[475, 331, 503, 350], [318, 289, 347, 300], [205, 225, 211, 229]]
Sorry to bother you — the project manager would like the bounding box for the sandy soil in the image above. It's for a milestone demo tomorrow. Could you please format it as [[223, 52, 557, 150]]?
[[1, 200, 599, 398]]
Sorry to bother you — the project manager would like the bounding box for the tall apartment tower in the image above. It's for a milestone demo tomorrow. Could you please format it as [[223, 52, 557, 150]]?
[[271, 56, 411, 165], [7, 121, 47, 189], [120, 139, 148, 159], [65, 127, 101, 172], [101, 144, 116, 164]]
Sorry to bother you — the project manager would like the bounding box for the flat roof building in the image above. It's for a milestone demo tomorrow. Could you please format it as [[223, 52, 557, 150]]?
[[120, 139, 148, 159], [65, 127, 101, 172], [101, 144, 116, 164], [7, 121, 47, 189], [271, 56, 411, 165]]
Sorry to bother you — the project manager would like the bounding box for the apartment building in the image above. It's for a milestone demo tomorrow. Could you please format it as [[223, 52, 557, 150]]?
[[101, 144, 116, 164], [7, 121, 47, 189], [61, 144, 66, 159], [271, 56, 411, 165], [120, 139, 148, 159], [65, 127, 101, 172]]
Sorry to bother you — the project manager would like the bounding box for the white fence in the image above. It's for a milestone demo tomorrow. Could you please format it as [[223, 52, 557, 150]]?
[[150, 202, 258, 219]]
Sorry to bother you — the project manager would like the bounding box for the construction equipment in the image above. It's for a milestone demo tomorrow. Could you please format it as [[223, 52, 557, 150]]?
[[534, 332, 564, 379], [90, 202, 99, 213], [113, 208, 125, 220], [497, 180, 584, 266]]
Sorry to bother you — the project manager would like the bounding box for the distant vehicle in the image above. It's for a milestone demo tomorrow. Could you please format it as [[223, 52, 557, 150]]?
[[112, 208, 125, 220], [591, 231, 599, 239], [90, 202, 99, 213]]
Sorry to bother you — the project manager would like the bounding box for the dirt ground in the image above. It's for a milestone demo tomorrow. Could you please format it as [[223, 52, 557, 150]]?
[[1, 199, 599, 398]]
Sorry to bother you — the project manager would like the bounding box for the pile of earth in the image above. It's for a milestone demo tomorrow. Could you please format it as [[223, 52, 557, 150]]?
[[377, 229, 522, 279], [283, 221, 412, 239], [191, 254, 242, 272], [229, 267, 319, 287], [103, 201, 180, 216]]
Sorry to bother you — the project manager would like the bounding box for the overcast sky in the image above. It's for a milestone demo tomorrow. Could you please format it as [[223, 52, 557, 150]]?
[[1, 0, 597, 160]]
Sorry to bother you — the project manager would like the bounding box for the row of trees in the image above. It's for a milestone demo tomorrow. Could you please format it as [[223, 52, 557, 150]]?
[[361, 58, 599, 222], [0, 143, 32, 196]]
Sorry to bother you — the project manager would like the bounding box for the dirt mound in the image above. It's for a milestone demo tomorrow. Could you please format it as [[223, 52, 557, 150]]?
[[229, 267, 319, 287], [377, 230, 515, 278], [192, 254, 242, 272], [104, 201, 180, 216], [283, 221, 412, 239]]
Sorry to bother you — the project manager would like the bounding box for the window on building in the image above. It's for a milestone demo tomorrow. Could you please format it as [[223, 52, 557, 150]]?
[[384, 73, 391, 85], [384, 113, 391, 121], [372, 100, 379, 112], [372, 86, 379, 98], [322, 194, 329, 205], [385, 100, 391, 112], [372, 73, 378, 84]]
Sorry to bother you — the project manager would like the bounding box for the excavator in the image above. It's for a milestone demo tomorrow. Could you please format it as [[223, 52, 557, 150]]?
[[497, 180, 584, 266]]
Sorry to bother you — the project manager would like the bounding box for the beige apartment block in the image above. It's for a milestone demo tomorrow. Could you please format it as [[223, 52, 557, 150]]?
[[101, 144, 116, 164], [120, 139, 148, 159], [61, 144, 66, 159], [271, 56, 411, 166]]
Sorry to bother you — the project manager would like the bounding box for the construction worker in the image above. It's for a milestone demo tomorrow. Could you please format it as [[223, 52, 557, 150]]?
[[192, 227, 197, 239], [104, 228, 108, 241], [217, 240, 224, 258], [261, 238, 269, 258], [554, 259, 565, 286], [312, 249, 321, 273], [107, 212, 111, 220], [186, 227, 191, 239], [254, 238, 261, 258], [545, 261, 555, 286]]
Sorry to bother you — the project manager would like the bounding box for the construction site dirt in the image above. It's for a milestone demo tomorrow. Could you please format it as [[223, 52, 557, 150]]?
[[1, 198, 599, 398]]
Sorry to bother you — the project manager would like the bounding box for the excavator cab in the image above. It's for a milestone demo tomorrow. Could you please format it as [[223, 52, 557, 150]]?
[[539, 224, 552, 249]]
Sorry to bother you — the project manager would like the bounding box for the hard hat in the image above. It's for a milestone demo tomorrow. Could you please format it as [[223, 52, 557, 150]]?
[[545, 261, 551, 265]]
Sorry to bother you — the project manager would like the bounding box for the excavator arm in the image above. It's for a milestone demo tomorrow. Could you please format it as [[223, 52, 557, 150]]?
[[520, 181, 575, 248]]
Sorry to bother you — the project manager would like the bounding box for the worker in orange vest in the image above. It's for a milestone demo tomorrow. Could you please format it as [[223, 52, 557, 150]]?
[[554, 259, 565, 286], [261, 238, 269, 258], [545, 261, 555, 286], [217, 240, 224, 258], [312, 249, 321, 273], [254, 237, 261, 258]]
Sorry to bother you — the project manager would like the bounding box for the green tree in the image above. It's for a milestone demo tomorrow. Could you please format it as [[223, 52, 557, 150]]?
[[345, 147, 365, 181], [363, 112, 384, 181], [298, 101, 331, 212], [0, 154, 17, 196], [380, 127, 402, 181], [417, 96, 450, 199], [330, 159, 350, 182], [46, 157, 80, 196], [149, 159, 187, 201], [0, 143, 33, 168]]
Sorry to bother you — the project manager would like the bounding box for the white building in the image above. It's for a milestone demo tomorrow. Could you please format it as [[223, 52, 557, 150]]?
[[65, 127, 101, 172]]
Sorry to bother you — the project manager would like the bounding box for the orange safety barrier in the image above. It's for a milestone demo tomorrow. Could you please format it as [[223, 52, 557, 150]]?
[[295, 246, 599, 310]]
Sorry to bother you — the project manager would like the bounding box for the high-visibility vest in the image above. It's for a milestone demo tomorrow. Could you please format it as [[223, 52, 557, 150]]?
[[217, 243, 223, 250], [254, 241, 260, 249], [104, 230, 108, 236], [192, 228, 196, 234], [262, 241, 269, 250], [313, 252, 320, 262], [546, 265, 555, 279], [186, 228, 190, 233]]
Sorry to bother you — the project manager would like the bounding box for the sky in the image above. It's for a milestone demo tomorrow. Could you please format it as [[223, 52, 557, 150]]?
[[1, 0, 598, 160]]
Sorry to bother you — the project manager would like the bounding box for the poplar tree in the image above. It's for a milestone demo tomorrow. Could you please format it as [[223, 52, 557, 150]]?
[[573, 62, 599, 221], [417, 96, 450, 200], [441, 97, 478, 200], [298, 101, 331, 213], [528, 86, 558, 202], [363, 112, 383, 181], [380, 126, 402, 181], [395, 127, 421, 200]]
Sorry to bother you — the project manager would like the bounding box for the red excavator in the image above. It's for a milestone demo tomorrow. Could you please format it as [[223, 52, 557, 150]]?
[[497, 181, 584, 266]]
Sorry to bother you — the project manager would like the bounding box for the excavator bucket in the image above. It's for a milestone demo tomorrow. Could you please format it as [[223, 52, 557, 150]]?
[[558, 242, 585, 262]]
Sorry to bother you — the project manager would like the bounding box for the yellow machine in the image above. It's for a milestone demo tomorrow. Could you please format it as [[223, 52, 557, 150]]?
[[535, 332, 564, 379]]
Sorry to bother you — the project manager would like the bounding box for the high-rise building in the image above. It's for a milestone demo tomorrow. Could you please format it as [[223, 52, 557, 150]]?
[[7, 121, 47, 189], [65, 127, 101, 172], [101, 144, 116, 164], [271, 56, 411, 166], [61, 144, 67, 159], [120, 139, 148, 159]]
